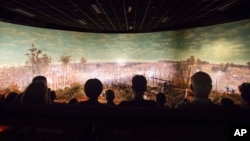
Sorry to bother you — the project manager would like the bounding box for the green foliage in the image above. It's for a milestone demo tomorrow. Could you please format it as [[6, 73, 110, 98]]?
[[25, 44, 52, 74], [80, 57, 87, 64], [41, 54, 52, 68], [186, 56, 195, 65], [56, 83, 84, 101], [247, 62, 250, 70], [59, 53, 71, 66]]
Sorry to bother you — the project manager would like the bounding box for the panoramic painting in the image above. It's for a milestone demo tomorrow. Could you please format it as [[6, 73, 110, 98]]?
[[0, 19, 250, 104]]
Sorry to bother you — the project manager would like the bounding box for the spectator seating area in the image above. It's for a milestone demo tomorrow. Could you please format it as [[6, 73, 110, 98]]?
[[1, 104, 250, 141]]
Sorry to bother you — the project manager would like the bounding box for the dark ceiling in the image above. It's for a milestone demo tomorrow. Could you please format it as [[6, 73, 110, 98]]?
[[1, 0, 250, 33]]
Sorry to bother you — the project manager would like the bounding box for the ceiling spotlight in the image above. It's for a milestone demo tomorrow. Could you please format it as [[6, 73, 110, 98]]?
[[216, 0, 237, 11], [14, 9, 35, 17], [91, 4, 102, 14], [161, 17, 168, 23], [128, 6, 132, 13], [77, 20, 86, 25]]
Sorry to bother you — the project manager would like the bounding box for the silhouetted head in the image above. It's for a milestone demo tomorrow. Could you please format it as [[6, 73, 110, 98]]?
[[156, 92, 166, 106], [84, 78, 103, 100], [0, 95, 4, 103], [32, 75, 47, 86], [221, 98, 235, 108], [239, 83, 250, 106], [132, 75, 147, 95], [21, 81, 49, 104], [190, 71, 212, 99], [5, 92, 19, 103], [105, 89, 115, 102], [50, 91, 56, 102], [68, 98, 78, 104]]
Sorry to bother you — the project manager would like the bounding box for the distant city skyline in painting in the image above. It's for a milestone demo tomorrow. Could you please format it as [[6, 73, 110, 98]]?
[[0, 19, 250, 67]]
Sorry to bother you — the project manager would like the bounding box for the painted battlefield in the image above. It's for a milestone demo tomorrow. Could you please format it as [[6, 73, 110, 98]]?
[[0, 47, 249, 106], [1, 19, 250, 106]]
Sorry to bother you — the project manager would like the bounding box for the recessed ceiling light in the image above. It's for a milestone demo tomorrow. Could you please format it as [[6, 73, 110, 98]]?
[[77, 20, 86, 25], [91, 4, 102, 14], [14, 9, 35, 17], [128, 6, 132, 13], [161, 17, 168, 23]]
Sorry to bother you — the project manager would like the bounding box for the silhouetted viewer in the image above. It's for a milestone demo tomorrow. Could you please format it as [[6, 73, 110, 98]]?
[[105, 89, 116, 106], [68, 98, 79, 105], [32, 75, 48, 85], [79, 78, 104, 106], [220, 98, 237, 108], [156, 92, 168, 108], [13, 76, 48, 104], [0, 94, 4, 104], [177, 71, 219, 109], [14, 76, 49, 104], [119, 75, 157, 107], [4, 92, 18, 104], [20, 81, 49, 104], [32, 75, 55, 104], [50, 91, 56, 103], [239, 82, 250, 108]]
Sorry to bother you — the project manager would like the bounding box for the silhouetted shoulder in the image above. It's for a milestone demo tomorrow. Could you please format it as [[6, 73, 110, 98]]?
[[79, 101, 105, 106], [177, 98, 220, 109], [119, 100, 157, 107], [239, 82, 250, 108]]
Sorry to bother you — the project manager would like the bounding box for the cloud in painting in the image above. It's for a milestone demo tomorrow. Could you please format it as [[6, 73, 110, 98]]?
[[0, 19, 250, 67]]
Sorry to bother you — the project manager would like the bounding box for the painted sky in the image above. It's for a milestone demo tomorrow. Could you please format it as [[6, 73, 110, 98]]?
[[0, 19, 250, 67]]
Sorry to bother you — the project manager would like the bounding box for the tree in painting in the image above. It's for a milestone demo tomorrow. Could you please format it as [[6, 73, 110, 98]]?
[[25, 44, 52, 75], [59, 53, 71, 85], [80, 57, 87, 71], [247, 62, 250, 72]]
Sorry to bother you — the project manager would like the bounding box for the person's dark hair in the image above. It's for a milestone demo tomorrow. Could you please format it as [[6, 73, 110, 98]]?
[[50, 91, 56, 102], [156, 92, 166, 106], [5, 92, 19, 104], [221, 98, 236, 108], [132, 75, 147, 93], [21, 81, 49, 104], [32, 75, 47, 85], [105, 89, 115, 101], [84, 78, 103, 100], [68, 98, 78, 104], [105, 89, 116, 106], [0, 94, 4, 103], [239, 83, 250, 105], [118, 75, 157, 107], [190, 71, 212, 98]]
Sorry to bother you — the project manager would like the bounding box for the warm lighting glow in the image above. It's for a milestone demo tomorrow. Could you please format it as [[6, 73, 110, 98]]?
[[147, 70, 154, 77], [91, 4, 102, 14], [0, 125, 12, 133], [116, 58, 126, 66], [137, 71, 143, 75], [128, 6, 132, 13]]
